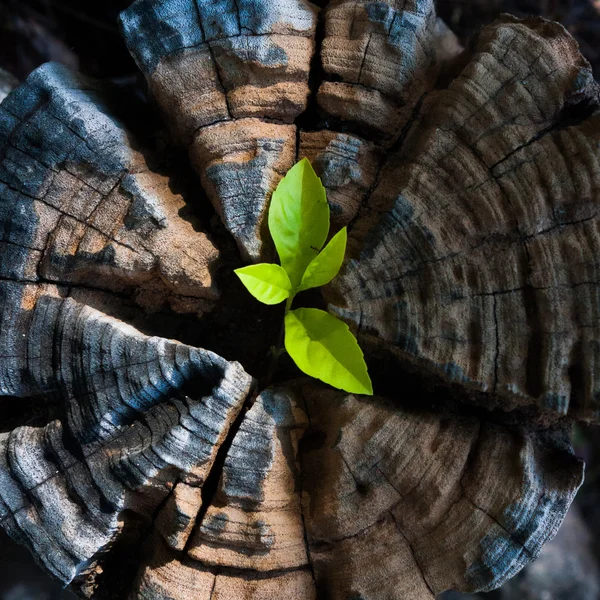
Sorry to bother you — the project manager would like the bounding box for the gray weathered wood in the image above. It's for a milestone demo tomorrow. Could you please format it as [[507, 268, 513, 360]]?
[[132, 383, 583, 599], [0, 1, 596, 599], [0, 292, 252, 587], [0, 62, 220, 317], [120, 0, 318, 261], [330, 16, 600, 422]]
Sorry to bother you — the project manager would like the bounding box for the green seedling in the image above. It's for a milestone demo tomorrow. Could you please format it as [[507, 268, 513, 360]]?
[[235, 158, 373, 395]]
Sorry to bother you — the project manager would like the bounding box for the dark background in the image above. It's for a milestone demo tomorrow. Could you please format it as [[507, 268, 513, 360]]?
[[0, 1, 599, 598]]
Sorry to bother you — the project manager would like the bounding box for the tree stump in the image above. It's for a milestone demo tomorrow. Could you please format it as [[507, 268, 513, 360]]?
[[0, 0, 597, 598]]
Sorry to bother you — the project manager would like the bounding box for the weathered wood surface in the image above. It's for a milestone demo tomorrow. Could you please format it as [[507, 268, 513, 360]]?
[[316, 0, 460, 144], [0, 0, 597, 598], [0, 294, 252, 584], [331, 15, 600, 422], [0, 379, 583, 598], [0, 63, 220, 317], [120, 0, 318, 262]]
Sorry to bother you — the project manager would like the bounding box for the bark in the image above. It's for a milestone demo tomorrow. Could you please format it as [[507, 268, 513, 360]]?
[[0, 0, 596, 598]]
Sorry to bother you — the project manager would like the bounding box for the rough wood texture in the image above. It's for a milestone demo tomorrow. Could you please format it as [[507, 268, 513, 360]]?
[[0, 0, 597, 598], [110, 384, 583, 599], [0, 62, 220, 317], [0, 290, 252, 588], [331, 15, 600, 422], [298, 130, 383, 231], [120, 0, 318, 261], [316, 0, 461, 145], [300, 385, 582, 597]]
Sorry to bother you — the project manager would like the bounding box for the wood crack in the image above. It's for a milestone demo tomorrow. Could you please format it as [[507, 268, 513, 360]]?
[[462, 494, 534, 559], [390, 512, 436, 598]]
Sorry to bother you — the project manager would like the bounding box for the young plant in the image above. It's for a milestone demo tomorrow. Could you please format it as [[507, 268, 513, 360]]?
[[234, 158, 373, 395]]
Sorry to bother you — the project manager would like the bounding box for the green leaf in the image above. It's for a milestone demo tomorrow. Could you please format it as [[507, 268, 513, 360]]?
[[298, 227, 347, 292], [235, 263, 292, 305], [268, 158, 329, 287], [285, 308, 373, 395]]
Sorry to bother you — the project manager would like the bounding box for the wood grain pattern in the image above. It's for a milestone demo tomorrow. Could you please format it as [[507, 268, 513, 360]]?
[[298, 130, 382, 232], [127, 383, 583, 599], [331, 15, 600, 421], [317, 0, 461, 144], [0, 63, 220, 317], [0, 291, 252, 588], [0, 0, 596, 598], [120, 0, 318, 261], [300, 384, 582, 596]]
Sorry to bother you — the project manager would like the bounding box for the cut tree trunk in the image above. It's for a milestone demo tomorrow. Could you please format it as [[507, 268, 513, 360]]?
[[0, 0, 598, 598]]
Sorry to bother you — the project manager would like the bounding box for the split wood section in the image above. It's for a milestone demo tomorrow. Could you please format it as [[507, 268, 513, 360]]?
[[0, 0, 597, 598]]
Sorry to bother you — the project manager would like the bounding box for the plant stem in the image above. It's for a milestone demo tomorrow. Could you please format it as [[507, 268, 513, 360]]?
[[285, 295, 294, 313], [261, 293, 294, 388]]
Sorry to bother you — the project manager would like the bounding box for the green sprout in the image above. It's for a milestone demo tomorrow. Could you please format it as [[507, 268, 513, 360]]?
[[234, 158, 373, 395]]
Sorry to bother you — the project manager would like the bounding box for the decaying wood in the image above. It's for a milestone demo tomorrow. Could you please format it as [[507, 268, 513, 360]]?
[[331, 15, 600, 422], [0, 63, 220, 317], [298, 130, 382, 231], [0, 0, 598, 598], [0, 291, 252, 583], [120, 0, 318, 261], [0, 380, 583, 598], [316, 0, 461, 144], [300, 386, 581, 598]]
